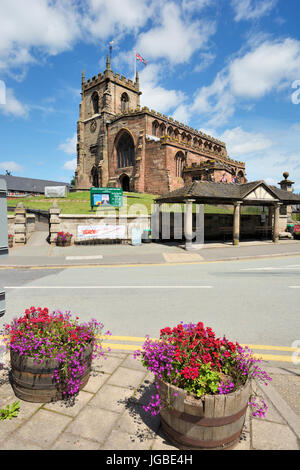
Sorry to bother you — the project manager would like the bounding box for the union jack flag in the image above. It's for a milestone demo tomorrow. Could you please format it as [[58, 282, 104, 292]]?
[[136, 53, 147, 65]]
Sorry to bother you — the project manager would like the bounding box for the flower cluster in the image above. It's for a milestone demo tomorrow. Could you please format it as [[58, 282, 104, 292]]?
[[3, 307, 111, 397], [8, 234, 14, 239], [56, 231, 72, 242], [135, 322, 271, 417]]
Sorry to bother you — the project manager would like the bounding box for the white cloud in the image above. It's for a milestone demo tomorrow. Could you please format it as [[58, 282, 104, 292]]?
[[0, 0, 81, 75], [83, 0, 155, 40], [228, 39, 300, 99], [182, 0, 214, 12], [0, 88, 29, 117], [191, 37, 300, 128], [136, 2, 216, 65], [139, 64, 186, 114], [0, 161, 24, 173], [63, 158, 77, 171], [220, 127, 274, 156], [231, 0, 277, 22], [59, 134, 77, 155]]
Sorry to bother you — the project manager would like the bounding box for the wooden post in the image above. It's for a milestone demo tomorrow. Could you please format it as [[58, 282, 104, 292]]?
[[233, 202, 241, 246]]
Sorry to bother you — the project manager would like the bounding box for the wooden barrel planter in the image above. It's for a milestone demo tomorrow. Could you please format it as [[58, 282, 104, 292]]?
[[56, 238, 72, 247], [8, 238, 14, 248], [10, 344, 93, 403], [158, 379, 251, 450]]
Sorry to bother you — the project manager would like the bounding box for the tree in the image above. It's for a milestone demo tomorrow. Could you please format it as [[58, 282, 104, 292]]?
[[70, 175, 75, 187]]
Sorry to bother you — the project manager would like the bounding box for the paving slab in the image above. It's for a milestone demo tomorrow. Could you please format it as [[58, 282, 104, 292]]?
[[106, 366, 147, 389], [82, 370, 110, 394], [113, 405, 160, 441], [101, 429, 154, 450], [11, 408, 73, 449], [252, 420, 299, 450], [64, 405, 120, 443], [51, 432, 101, 450], [43, 390, 93, 417], [88, 384, 135, 414]]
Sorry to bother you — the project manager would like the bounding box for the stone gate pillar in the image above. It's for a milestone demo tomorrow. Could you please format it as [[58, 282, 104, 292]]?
[[49, 202, 61, 245], [14, 203, 26, 245]]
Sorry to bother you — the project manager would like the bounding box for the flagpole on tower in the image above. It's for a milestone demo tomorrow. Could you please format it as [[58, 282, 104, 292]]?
[[109, 40, 114, 65], [134, 49, 137, 82]]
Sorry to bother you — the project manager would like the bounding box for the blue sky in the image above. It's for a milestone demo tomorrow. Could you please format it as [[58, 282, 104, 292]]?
[[0, 0, 300, 189]]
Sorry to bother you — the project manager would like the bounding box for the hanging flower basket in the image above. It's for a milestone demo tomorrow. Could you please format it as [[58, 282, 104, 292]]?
[[3, 307, 111, 403], [55, 232, 72, 246], [135, 322, 272, 450]]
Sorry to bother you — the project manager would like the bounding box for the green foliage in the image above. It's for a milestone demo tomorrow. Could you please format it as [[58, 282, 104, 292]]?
[[183, 364, 222, 397], [0, 401, 20, 420], [292, 213, 300, 221]]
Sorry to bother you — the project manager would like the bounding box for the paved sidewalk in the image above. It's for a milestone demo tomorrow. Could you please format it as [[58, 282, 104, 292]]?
[[0, 351, 299, 450], [1, 235, 300, 268]]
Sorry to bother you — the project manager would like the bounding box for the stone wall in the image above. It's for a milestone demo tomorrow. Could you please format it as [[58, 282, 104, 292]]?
[[49, 205, 150, 245]]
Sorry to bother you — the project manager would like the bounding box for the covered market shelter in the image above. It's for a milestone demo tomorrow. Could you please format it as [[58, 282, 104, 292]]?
[[154, 179, 300, 250]]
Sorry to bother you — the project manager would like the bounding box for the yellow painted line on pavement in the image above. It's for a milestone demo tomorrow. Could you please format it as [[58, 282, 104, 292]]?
[[240, 344, 297, 352], [252, 353, 294, 363], [104, 336, 298, 352], [102, 337, 297, 362], [0, 332, 296, 362], [104, 343, 142, 351]]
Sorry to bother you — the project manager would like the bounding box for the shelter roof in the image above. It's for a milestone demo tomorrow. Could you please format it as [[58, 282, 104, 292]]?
[[155, 180, 300, 205]]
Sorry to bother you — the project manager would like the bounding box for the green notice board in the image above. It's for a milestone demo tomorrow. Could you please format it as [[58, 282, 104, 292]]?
[[90, 187, 123, 209]]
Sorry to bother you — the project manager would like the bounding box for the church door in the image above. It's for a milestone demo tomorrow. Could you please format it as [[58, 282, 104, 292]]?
[[120, 174, 130, 192]]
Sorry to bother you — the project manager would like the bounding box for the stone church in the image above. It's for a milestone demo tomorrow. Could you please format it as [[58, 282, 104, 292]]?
[[75, 56, 246, 194]]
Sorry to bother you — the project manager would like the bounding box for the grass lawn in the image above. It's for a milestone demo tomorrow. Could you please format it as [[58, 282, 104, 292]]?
[[7, 191, 262, 215]]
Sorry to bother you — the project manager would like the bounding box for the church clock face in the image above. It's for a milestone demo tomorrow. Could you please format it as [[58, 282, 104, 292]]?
[[90, 119, 97, 133]]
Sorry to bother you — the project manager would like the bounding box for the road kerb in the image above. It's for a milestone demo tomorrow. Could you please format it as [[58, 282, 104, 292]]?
[[256, 379, 300, 441]]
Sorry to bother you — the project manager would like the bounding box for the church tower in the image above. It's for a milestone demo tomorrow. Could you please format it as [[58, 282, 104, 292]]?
[[75, 56, 141, 190]]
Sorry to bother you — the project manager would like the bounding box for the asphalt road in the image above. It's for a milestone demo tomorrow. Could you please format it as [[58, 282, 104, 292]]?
[[0, 255, 299, 354]]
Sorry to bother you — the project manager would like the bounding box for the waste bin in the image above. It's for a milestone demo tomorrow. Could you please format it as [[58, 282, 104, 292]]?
[[142, 229, 152, 243]]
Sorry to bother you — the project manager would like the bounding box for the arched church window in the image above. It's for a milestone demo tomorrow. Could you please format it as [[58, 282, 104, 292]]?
[[175, 151, 184, 177], [168, 126, 173, 138], [117, 132, 135, 168], [152, 121, 159, 136], [92, 92, 99, 115], [159, 123, 166, 137], [121, 93, 129, 112]]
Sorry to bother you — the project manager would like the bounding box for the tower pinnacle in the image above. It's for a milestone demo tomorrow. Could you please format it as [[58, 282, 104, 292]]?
[[106, 55, 111, 71]]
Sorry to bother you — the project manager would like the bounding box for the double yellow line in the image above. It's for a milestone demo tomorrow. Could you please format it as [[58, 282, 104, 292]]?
[[1, 333, 297, 363], [102, 335, 298, 363]]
